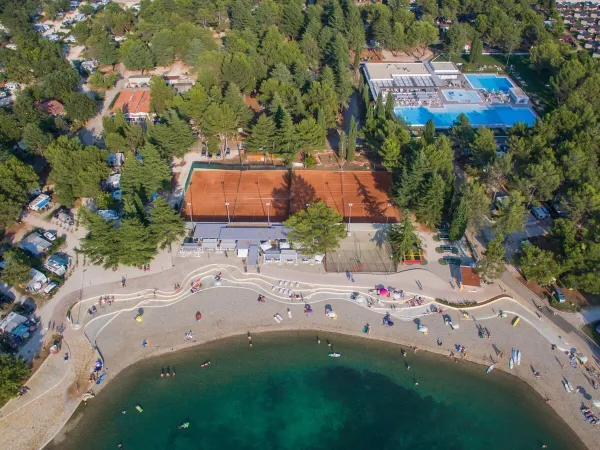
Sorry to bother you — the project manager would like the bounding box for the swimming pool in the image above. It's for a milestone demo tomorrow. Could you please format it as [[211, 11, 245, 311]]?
[[395, 104, 537, 128], [466, 74, 514, 93], [442, 89, 481, 103]]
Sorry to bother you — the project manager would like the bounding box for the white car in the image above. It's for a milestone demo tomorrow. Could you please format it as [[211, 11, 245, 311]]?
[[43, 231, 56, 242]]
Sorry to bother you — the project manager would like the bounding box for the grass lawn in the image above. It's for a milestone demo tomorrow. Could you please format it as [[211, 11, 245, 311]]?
[[581, 320, 600, 348]]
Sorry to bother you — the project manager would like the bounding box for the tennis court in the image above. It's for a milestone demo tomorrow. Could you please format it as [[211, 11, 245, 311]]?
[[182, 170, 290, 222], [182, 169, 399, 223], [290, 171, 399, 223]]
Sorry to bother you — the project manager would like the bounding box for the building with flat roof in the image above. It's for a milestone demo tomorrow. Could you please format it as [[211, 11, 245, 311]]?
[[111, 90, 152, 121], [430, 61, 460, 79]]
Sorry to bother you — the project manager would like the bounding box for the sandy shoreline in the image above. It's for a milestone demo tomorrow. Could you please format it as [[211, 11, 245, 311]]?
[[44, 284, 598, 449]]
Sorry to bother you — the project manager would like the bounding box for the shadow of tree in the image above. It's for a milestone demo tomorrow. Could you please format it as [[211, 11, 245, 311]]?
[[281, 172, 320, 216]]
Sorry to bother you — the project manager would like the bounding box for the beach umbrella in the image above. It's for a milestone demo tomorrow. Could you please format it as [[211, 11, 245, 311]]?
[[136, 315, 143, 323], [593, 400, 600, 409], [393, 293, 401, 300], [379, 288, 388, 295]]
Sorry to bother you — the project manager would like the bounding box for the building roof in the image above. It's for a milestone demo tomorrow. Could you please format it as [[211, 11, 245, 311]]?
[[192, 223, 288, 241], [0, 312, 28, 334], [460, 266, 481, 287], [19, 232, 52, 256], [431, 61, 460, 73], [112, 90, 151, 115], [364, 62, 430, 80], [37, 100, 65, 116]]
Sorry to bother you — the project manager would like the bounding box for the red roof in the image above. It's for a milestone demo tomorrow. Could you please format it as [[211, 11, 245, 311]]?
[[37, 100, 65, 116], [112, 90, 151, 115], [460, 266, 481, 287]]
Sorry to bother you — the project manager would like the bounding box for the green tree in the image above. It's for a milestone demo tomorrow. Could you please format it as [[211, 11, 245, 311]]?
[[22, 123, 53, 154], [385, 92, 395, 120], [463, 181, 490, 230], [148, 197, 186, 250], [150, 76, 176, 115], [470, 32, 483, 65], [379, 136, 402, 172], [148, 110, 195, 158], [476, 233, 506, 282], [45, 137, 109, 206], [0, 157, 39, 229], [449, 192, 468, 241], [414, 172, 445, 227], [347, 115, 357, 162], [284, 201, 347, 256], [0, 110, 21, 146], [223, 83, 253, 129], [451, 113, 474, 153], [515, 243, 561, 285], [495, 190, 527, 236], [247, 113, 276, 153], [151, 29, 175, 67], [0, 249, 32, 287], [275, 106, 297, 158], [0, 355, 31, 406], [470, 126, 496, 167], [78, 210, 121, 268], [121, 144, 171, 201], [221, 52, 256, 94], [296, 117, 325, 153], [388, 215, 419, 261], [124, 41, 154, 72], [281, 0, 304, 39], [64, 92, 98, 124], [423, 119, 435, 145], [338, 130, 347, 160], [445, 23, 467, 58], [119, 217, 158, 266]]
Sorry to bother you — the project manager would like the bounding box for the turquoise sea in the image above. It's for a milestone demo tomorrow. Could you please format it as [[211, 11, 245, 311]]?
[[47, 331, 586, 450]]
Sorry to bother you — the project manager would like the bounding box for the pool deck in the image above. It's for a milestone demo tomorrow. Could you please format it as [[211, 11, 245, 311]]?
[[396, 72, 538, 127]]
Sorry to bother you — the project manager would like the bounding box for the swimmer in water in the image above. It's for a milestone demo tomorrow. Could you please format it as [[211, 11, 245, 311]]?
[[161, 368, 164, 378], [122, 410, 126, 415]]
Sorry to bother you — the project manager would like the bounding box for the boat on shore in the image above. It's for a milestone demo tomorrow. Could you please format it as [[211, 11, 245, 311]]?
[[201, 360, 211, 368], [509, 358, 514, 370], [516, 350, 521, 366], [328, 352, 341, 358], [486, 364, 495, 374]]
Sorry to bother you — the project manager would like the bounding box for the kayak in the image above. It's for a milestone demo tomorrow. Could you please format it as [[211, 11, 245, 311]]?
[[200, 360, 211, 368], [136, 405, 143, 413], [287, 309, 292, 319], [509, 358, 514, 370], [328, 352, 341, 358], [178, 422, 189, 429], [516, 350, 521, 366], [486, 364, 495, 374], [563, 381, 572, 393], [274, 314, 281, 323]]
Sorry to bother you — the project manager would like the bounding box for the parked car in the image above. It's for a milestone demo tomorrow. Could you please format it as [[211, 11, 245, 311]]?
[[553, 286, 566, 303], [531, 206, 550, 220], [43, 231, 56, 242]]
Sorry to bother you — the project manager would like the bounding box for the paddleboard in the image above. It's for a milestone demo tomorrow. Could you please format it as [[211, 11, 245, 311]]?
[[486, 364, 495, 374], [509, 358, 514, 370]]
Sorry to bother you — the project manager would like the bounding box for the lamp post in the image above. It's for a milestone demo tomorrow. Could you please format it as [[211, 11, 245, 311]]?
[[347, 203, 353, 235], [266, 202, 271, 227], [75, 268, 87, 328], [386, 203, 392, 224], [225, 202, 231, 223]]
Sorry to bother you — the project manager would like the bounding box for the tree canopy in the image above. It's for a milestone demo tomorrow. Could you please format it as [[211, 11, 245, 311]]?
[[284, 201, 346, 256]]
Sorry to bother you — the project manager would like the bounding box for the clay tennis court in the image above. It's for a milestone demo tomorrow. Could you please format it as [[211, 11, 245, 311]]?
[[182, 169, 399, 223]]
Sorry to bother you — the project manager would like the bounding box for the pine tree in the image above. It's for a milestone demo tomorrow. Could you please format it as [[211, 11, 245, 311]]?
[[388, 216, 419, 261], [449, 192, 468, 241], [379, 136, 401, 171], [223, 83, 253, 129], [470, 33, 483, 65], [148, 197, 186, 250], [423, 119, 435, 145], [339, 130, 347, 160], [124, 41, 154, 73], [347, 116, 357, 162], [361, 81, 370, 115], [385, 91, 395, 120], [247, 113, 276, 153], [281, 0, 304, 39], [476, 233, 506, 282], [395, 148, 429, 209], [316, 107, 327, 146], [296, 117, 325, 153], [119, 217, 158, 266], [148, 110, 195, 158], [275, 106, 297, 156], [414, 172, 445, 227], [121, 144, 172, 202], [375, 92, 385, 119]]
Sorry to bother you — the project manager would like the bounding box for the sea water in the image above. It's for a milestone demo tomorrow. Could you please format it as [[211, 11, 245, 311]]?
[[46, 331, 585, 450]]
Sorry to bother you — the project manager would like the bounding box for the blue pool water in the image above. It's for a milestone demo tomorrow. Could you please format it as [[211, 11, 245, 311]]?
[[442, 89, 481, 103], [466, 74, 514, 92], [395, 105, 537, 128]]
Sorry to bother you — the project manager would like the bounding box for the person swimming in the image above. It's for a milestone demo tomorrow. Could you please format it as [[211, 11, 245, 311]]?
[[160, 367, 164, 378]]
